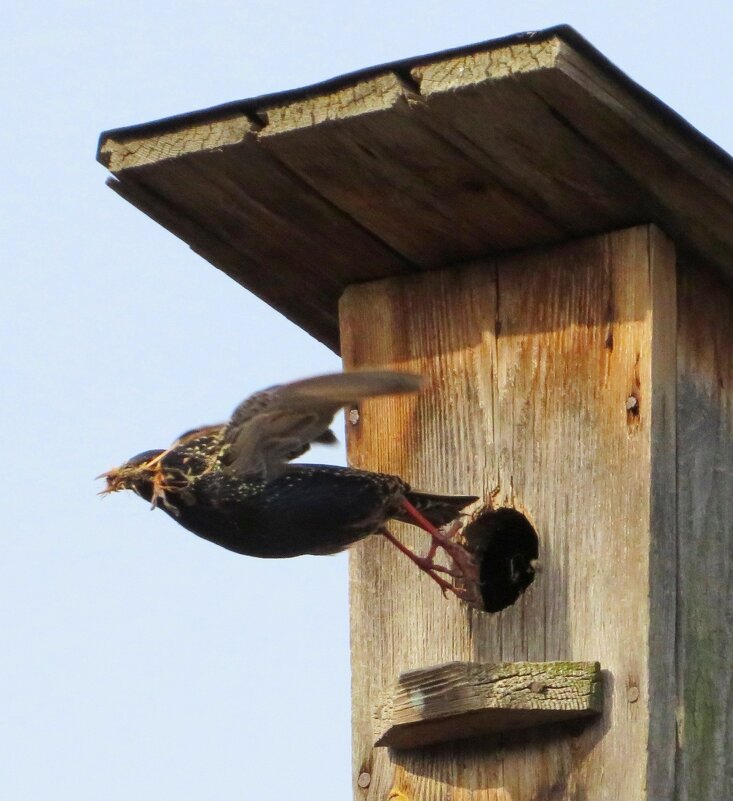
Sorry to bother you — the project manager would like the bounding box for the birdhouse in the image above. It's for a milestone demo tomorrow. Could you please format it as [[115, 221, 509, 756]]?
[[97, 25, 732, 801]]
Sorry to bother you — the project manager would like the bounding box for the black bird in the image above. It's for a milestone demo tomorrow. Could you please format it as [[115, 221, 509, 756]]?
[[100, 371, 479, 598]]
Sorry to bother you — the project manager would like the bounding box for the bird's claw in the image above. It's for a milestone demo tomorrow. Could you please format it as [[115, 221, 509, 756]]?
[[426, 519, 480, 587], [381, 507, 482, 606]]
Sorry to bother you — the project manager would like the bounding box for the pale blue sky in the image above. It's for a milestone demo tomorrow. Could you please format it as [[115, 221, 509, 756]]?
[[2, 2, 732, 799]]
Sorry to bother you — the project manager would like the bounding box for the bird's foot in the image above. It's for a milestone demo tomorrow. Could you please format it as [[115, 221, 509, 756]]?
[[379, 528, 467, 598], [434, 522, 480, 586], [400, 499, 480, 588]]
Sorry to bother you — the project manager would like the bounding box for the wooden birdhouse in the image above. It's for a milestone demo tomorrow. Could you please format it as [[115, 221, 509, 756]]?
[[98, 25, 733, 801]]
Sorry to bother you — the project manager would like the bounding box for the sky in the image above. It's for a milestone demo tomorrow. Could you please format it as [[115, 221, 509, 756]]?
[[2, 2, 732, 799]]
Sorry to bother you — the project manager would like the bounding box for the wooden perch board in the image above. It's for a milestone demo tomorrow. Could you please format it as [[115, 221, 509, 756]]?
[[374, 661, 602, 749], [98, 25, 733, 351]]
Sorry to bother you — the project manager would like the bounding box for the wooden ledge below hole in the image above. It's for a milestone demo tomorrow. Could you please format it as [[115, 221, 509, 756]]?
[[373, 660, 603, 749]]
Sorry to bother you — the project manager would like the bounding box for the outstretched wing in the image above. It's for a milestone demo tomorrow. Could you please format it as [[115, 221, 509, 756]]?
[[221, 371, 424, 479]]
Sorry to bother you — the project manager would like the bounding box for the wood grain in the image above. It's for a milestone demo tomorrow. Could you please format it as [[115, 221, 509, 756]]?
[[527, 43, 733, 267], [98, 29, 733, 350], [340, 225, 677, 800], [676, 263, 733, 801], [106, 173, 342, 349], [409, 49, 643, 234], [98, 113, 256, 172], [374, 661, 602, 749], [258, 72, 561, 266], [103, 137, 407, 351]]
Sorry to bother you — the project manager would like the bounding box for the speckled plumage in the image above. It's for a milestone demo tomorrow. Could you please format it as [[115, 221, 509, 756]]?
[[100, 372, 479, 597]]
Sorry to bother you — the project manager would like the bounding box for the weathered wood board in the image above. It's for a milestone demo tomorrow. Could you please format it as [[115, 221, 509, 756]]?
[[340, 225, 677, 800], [98, 27, 733, 351], [374, 661, 602, 749], [676, 263, 733, 801]]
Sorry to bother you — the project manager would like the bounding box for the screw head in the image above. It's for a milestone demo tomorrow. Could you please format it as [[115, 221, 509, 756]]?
[[357, 772, 371, 788]]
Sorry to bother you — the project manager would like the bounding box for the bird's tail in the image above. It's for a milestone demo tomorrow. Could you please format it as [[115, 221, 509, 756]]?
[[398, 490, 478, 527]]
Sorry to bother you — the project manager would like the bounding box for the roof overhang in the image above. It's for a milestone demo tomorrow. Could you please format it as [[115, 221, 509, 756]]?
[[98, 25, 733, 351]]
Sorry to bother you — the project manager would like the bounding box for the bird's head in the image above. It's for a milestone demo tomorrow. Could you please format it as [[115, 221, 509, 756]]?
[[97, 449, 166, 501]]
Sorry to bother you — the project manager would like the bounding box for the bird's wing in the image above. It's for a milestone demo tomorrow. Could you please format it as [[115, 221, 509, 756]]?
[[169, 423, 227, 449], [221, 371, 424, 479]]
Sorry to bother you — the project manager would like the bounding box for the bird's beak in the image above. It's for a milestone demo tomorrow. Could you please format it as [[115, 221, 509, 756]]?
[[95, 468, 121, 495]]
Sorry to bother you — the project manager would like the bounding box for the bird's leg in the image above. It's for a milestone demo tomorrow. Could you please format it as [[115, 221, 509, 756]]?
[[379, 528, 471, 600], [400, 498, 479, 585], [417, 522, 456, 566]]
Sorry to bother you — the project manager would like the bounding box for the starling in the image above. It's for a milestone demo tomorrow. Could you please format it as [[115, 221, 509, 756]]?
[[99, 371, 479, 599]]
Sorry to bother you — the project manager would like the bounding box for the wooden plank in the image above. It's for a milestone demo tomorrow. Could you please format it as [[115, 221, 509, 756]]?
[[676, 262, 733, 801], [97, 27, 733, 349], [525, 43, 733, 268], [106, 174, 340, 349], [98, 112, 257, 172], [409, 54, 646, 234], [257, 72, 563, 266], [646, 229, 679, 800], [374, 661, 602, 749], [101, 129, 410, 352], [340, 225, 676, 801], [110, 142, 411, 288]]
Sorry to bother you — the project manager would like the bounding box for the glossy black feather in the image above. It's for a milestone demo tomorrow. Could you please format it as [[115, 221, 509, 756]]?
[[132, 461, 475, 558], [102, 371, 475, 560]]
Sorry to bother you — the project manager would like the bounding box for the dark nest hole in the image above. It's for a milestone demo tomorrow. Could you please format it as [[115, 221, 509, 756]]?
[[463, 507, 540, 613]]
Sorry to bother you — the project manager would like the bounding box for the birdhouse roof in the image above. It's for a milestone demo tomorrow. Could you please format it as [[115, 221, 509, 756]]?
[[98, 25, 733, 352]]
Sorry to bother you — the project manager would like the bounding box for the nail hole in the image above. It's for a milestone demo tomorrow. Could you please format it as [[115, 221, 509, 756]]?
[[463, 507, 540, 613]]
